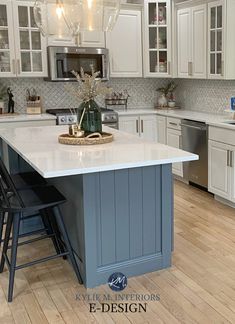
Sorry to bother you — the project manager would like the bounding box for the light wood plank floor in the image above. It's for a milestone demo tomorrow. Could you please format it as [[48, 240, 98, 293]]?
[[1, 180, 235, 323]]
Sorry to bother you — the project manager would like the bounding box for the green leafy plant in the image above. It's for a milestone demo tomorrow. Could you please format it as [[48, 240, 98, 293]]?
[[0, 82, 7, 100], [157, 81, 177, 97]]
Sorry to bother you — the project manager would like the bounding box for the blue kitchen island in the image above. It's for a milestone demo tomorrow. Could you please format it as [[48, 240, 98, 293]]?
[[0, 125, 197, 288]]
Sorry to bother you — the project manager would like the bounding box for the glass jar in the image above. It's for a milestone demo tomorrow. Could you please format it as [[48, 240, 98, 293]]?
[[78, 99, 102, 133]]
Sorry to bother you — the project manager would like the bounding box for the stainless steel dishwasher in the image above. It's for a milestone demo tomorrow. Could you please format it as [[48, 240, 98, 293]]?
[[181, 119, 208, 189]]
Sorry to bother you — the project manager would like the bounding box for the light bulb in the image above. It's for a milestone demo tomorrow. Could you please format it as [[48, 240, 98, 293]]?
[[56, 4, 64, 19], [87, 0, 93, 10]]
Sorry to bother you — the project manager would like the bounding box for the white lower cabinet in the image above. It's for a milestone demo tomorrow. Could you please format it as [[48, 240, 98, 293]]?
[[167, 128, 183, 177], [208, 139, 234, 201], [118, 114, 156, 141], [166, 117, 183, 177], [118, 115, 138, 136], [156, 115, 167, 144]]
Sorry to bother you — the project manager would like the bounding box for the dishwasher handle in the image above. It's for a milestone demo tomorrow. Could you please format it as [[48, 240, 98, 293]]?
[[180, 123, 207, 131]]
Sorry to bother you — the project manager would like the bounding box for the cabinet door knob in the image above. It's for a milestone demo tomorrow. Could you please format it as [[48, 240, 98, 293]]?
[[136, 120, 139, 133], [141, 120, 144, 133]]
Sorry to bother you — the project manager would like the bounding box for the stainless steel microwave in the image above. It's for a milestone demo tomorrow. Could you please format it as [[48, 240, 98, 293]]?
[[47, 46, 109, 81]]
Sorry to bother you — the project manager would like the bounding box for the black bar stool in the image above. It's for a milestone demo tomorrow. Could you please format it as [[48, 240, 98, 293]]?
[[0, 164, 83, 302], [0, 159, 47, 244]]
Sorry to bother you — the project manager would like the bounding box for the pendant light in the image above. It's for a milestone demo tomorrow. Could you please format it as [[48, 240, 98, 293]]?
[[62, 0, 121, 34], [33, 0, 80, 38], [34, 0, 121, 37]]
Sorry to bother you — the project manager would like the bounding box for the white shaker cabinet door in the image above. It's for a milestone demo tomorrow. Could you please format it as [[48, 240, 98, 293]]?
[[80, 31, 105, 48], [231, 150, 235, 203], [192, 4, 207, 78], [177, 8, 191, 78], [106, 9, 142, 78], [167, 128, 183, 177], [118, 116, 139, 137], [156, 115, 166, 144], [208, 140, 231, 199], [139, 115, 157, 142]]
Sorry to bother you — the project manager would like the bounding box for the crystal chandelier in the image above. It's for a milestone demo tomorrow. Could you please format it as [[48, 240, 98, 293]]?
[[34, 0, 121, 37]]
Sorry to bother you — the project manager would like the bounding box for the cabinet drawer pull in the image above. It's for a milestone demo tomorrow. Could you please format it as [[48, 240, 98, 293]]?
[[141, 120, 143, 133], [168, 61, 171, 75], [221, 60, 224, 77], [227, 150, 230, 167], [136, 120, 139, 133], [188, 62, 193, 76], [169, 122, 178, 126], [17, 59, 20, 74], [230, 151, 233, 168]]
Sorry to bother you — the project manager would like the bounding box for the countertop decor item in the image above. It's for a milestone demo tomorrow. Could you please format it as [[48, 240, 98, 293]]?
[[61, 66, 112, 144], [105, 90, 130, 110], [157, 81, 177, 108], [7, 87, 14, 114], [68, 66, 111, 134], [26, 88, 42, 114], [58, 131, 113, 145]]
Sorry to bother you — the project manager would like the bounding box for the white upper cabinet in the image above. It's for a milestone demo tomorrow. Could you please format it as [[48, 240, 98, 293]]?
[[0, 0, 47, 77], [192, 5, 207, 78], [177, 8, 191, 78], [144, 0, 172, 77], [207, 0, 235, 79], [0, 0, 16, 77], [177, 4, 207, 79], [106, 9, 142, 78], [13, 1, 47, 77], [80, 31, 105, 48]]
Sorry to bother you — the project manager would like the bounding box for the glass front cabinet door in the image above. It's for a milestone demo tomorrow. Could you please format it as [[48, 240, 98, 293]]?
[[208, 1, 224, 79], [13, 1, 47, 76], [0, 0, 16, 76], [0, 1, 47, 77], [144, 0, 172, 77]]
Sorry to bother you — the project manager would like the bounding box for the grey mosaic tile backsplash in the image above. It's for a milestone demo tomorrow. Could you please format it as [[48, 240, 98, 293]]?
[[176, 79, 235, 113], [0, 78, 169, 113], [1, 77, 235, 114]]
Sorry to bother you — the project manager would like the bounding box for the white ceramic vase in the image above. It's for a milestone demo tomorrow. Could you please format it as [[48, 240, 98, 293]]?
[[168, 101, 176, 108], [158, 94, 168, 107]]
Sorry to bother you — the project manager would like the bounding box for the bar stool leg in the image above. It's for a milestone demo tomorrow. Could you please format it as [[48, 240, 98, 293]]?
[[52, 206, 83, 284], [0, 212, 5, 248], [8, 213, 21, 302], [40, 210, 61, 256], [0, 213, 13, 273], [46, 208, 67, 259]]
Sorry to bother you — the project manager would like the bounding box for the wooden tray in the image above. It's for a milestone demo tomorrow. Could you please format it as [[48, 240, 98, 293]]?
[[58, 132, 114, 145], [155, 106, 181, 110]]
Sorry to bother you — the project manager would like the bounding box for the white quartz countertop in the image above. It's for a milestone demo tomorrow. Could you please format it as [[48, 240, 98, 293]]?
[[0, 125, 198, 178], [116, 109, 235, 130], [0, 113, 56, 123]]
